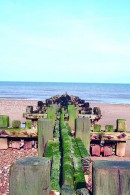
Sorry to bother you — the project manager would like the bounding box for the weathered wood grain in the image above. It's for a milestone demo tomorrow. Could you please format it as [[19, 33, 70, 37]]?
[[9, 156, 50, 195], [38, 118, 53, 156], [92, 160, 130, 195]]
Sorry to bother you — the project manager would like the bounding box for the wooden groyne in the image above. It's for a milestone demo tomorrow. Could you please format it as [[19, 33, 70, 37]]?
[[0, 93, 130, 194]]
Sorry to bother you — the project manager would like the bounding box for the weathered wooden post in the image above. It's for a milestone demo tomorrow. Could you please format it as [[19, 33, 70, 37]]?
[[0, 138, 8, 149], [75, 118, 90, 152], [116, 119, 127, 156], [0, 115, 9, 127], [9, 156, 50, 195], [117, 119, 127, 132], [125, 140, 130, 157], [38, 118, 53, 157], [68, 105, 78, 131], [92, 160, 130, 195], [47, 105, 56, 125]]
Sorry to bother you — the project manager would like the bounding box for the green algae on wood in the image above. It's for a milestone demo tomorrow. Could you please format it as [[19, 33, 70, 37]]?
[[105, 125, 114, 132], [25, 120, 32, 129], [12, 120, 21, 128], [93, 124, 101, 132], [47, 106, 56, 124], [0, 115, 9, 128], [116, 119, 127, 132]]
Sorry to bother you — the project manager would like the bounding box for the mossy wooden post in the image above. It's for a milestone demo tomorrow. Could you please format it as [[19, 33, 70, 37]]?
[[47, 106, 56, 125], [92, 160, 130, 195], [26, 120, 32, 129], [38, 118, 53, 157], [116, 119, 127, 157], [75, 118, 90, 152], [12, 120, 21, 128], [0, 115, 9, 128], [93, 124, 101, 132], [68, 105, 78, 131], [116, 119, 127, 132], [9, 156, 50, 195], [105, 125, 114, 132]]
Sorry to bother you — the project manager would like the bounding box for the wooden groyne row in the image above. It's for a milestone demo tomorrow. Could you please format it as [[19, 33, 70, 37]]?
[[1, 94, 130, 194], [9, 118, 130, 195]]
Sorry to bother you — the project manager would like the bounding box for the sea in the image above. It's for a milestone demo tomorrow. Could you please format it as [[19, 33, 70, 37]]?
[[0, 81, 130, 104]]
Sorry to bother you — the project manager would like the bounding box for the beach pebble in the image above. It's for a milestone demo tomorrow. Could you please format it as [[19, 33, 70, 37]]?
[[0, 148, 38, 194]]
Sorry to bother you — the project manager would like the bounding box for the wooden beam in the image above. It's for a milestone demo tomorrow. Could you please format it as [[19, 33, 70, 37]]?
[[91, 132, 128, 141]]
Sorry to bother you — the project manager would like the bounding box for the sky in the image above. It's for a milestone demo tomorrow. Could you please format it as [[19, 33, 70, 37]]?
[[0, 0, 130, 83]]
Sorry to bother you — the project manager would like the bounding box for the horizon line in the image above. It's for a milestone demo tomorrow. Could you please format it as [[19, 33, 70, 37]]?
[[0, 80, 130, 85]]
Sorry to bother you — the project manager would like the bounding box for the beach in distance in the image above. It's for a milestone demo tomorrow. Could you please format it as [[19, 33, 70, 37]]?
[[0, 99, 130, 131], [0, 81, 130, 130]]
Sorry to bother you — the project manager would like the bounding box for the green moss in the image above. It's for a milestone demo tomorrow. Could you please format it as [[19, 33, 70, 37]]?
[[93, 124, 101, 132], [116, 119, 127, 132], [26, 120, 32, 129], [61, 185, 75, 195], [47, 106, 56, 123], [12, 120, 21, 128], [105, 125, 114, 132], [50, 178, 60, 192], [0, 115, 9, 128]]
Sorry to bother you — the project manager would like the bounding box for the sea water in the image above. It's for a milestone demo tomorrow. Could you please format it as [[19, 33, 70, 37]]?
[[0, 81, 130, 104]]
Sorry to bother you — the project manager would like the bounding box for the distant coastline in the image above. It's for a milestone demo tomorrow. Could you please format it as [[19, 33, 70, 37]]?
[[0, 81, 130, 104]]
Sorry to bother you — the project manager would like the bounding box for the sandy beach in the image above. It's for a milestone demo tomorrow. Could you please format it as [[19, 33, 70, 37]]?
[[91, 103, 130, 131], [0, 100, 130, 131]]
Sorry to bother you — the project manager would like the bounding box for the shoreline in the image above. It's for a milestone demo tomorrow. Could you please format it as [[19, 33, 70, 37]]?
[[0, 100, 130, 131]]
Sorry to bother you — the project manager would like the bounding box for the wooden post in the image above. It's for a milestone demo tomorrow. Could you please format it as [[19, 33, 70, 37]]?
[[93, 124, 101, 132], [0, 115, 9, 128], [75, 118, 90, 152], [83, 118, 90, 152], [47, 106, 56, 125], [38, 118, 53, 157], [116, 119, 127, 132], [0, 138, 8, 149], [75, 118, 83, 138], [116, 119, 127, 157], [125, 140, 130, 157], [116, 141, 126, 157], [9, 156, 50, 195], [68, 105, 78, 131], [92, 160, 130, 195]]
